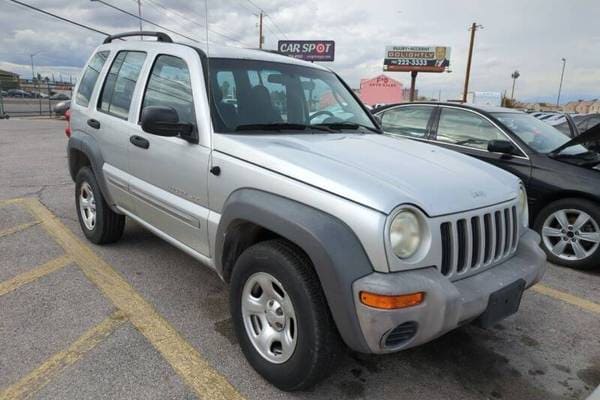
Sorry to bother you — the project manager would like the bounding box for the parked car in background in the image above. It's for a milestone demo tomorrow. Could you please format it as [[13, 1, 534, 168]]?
[[53, 99, 70, 116], [374, 102, 600, 270], [6, 89, 32, 98], [67, 32, 546, 390], [534, 113, 600, 152], [1, 90, 7, 97], [50, 93, 70, 100], [31, 91, 49, 99]]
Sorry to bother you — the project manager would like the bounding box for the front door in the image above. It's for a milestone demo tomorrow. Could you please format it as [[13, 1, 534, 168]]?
[[128, 51, 211, 256], [431, 106, 532, 184]]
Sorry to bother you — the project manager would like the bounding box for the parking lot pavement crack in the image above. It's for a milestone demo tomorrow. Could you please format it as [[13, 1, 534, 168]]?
[[0, 310, 127, 400]]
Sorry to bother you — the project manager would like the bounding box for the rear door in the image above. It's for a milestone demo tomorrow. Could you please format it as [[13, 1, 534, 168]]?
[[127, 48, 211, 257], [92, 50, 147, 211], [377, 105, 436, 142], [431, 106, 532, 183]]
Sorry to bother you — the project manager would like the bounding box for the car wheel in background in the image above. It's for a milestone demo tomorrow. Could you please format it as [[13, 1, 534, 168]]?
[[229, 239, 342, 391], [534, 198, 600, 270], [75, 166, 125, 244]]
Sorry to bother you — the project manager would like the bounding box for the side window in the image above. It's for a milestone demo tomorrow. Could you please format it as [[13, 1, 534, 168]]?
[[75, 51, 109, 107], [436, 108, 506, 150], [380, 106, 433, 139], [99, 51, 146, 119], [142, 55, 195, 125]]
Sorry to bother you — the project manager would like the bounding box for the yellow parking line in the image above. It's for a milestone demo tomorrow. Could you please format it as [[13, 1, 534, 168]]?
[[0, 221, 40, 239], [0, 310, 127, 400], [0, 198, 24, 207], [22, 198, 245, 400], [532, 284, 600, 314], [0, 255, 72, 297]]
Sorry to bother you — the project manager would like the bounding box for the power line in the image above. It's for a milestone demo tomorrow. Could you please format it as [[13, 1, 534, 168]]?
[[91, 0, 201, 43], [264, 14, 288, 39], [141, 0, 251, 46], [6, 0, 110, 36]]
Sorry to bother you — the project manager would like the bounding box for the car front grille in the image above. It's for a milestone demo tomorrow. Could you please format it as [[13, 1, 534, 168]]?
[[439, 205, 518, 278]]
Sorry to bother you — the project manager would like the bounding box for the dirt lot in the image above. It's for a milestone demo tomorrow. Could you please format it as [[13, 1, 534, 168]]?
[[0, 118, 598, 400]]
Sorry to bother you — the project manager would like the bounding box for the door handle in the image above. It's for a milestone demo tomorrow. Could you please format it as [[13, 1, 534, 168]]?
[[87, 119, 101, 129], [130, 135, 150, 149]]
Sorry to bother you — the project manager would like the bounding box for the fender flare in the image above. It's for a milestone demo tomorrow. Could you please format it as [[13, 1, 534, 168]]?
[[67, 131, 115, 206], [216, 189, 373, 353]]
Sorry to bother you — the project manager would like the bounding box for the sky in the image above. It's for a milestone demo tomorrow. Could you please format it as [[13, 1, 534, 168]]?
[[0, 0, 598, 103]]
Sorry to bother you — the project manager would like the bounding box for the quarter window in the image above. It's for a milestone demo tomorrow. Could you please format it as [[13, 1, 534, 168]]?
[[436, 108, 506, 150], [75, 51, 109, 107], [99, 51, 146, 119], [380, 106, 433, 139], [142, 55, 195, 125]]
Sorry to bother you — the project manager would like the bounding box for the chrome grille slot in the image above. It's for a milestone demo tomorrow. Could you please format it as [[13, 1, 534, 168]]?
[[438, 203, 519, 279]]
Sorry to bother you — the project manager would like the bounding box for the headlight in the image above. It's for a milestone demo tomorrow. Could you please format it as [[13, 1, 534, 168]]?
[[390, 209, 422, 258], [518, 185, 529, 228]]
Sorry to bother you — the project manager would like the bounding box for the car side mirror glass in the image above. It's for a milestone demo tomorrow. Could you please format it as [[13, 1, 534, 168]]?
[[140, 106, 195, 140], [488, 140, 516, 155]]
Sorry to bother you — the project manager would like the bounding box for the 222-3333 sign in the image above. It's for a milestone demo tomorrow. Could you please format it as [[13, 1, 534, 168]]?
[[384, 46, 451, 73]]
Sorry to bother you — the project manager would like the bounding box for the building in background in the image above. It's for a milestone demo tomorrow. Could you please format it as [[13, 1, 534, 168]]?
[[0, 69, 20, 90], [359, 74, 403, 106]]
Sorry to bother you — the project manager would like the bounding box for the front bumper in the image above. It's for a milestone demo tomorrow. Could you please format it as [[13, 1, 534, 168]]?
[[352, 229, 547, 354]]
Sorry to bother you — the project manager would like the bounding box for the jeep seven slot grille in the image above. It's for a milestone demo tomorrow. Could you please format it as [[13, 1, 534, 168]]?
[[440, 205, 518, 278]]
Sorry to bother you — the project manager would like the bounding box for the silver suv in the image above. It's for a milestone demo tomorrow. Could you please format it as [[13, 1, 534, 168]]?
[[67, 32, 546, 390]]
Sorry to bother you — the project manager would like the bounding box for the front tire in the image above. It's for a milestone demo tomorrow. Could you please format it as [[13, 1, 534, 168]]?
[[230, 239, 342, 391], [75, 167, 125, 244], [534, 198, 600, 270]]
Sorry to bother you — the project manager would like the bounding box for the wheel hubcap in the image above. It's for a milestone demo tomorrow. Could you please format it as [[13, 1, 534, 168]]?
[[241, 272, 297, 364], [79, 182, 97, 231], [542, 209, 600, 261]]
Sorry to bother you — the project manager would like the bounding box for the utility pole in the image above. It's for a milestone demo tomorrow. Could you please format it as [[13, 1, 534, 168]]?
[[137, 0, 143, 35], [557, 58, 566, 107], [258, 11, 264, 49], [511, 70, 520, 101], [462, 22, 483, 103]]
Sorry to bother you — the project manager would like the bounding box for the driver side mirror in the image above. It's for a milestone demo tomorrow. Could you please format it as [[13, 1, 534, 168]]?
[[140, 106, 196, 142], [488, 140, 516, 156]]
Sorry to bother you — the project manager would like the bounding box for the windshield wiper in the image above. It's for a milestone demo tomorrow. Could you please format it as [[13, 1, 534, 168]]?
[[235, 123, 339, 133], [314, 122, 381, 133]]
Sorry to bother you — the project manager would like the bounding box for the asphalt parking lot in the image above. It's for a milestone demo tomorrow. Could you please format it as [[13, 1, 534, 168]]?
[[0, 118, 599, 400]]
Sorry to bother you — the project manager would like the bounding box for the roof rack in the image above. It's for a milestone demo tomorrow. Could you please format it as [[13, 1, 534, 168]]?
[[103, 31, 173, 44]]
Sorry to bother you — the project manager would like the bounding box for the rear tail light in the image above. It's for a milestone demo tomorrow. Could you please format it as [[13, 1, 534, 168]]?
[[65, 109, 72, 137]]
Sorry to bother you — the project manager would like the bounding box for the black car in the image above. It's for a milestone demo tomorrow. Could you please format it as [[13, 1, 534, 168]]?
[[374, 102, 600, 270], [538, 113, 600, 152]]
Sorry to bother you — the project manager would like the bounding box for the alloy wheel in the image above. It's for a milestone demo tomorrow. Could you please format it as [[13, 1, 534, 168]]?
[[79, 182, 97, 231], [541, 209, 600, 261]]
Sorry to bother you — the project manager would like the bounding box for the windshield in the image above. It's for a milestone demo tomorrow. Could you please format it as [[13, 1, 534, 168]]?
[[208, 58, 377, 133], [492, 112, 588, 155]]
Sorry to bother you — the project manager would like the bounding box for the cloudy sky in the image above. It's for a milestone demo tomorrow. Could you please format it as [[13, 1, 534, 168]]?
[[0, 0, 598, 103]]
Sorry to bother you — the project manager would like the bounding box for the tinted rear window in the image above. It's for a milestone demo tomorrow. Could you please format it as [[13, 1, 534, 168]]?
[[75, 51, 109, 107]]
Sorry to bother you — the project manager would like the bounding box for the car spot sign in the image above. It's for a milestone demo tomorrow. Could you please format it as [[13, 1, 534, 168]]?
[[278, 40, 335, 62], [384, 46, 451, 72]]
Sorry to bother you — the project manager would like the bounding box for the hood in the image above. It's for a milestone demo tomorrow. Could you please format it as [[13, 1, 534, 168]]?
[[214, 133, 519, 216], [551, 123, 600, 154]]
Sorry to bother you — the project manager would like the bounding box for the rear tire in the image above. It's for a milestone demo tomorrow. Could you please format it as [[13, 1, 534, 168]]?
[[75, 167, 125, 244], [534, 198, 600, 270], [230, 239, 343, 391]]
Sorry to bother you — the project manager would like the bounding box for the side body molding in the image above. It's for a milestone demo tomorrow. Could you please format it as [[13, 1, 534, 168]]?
[[67, 131, 115, 206], [216, 189, 373, 352]]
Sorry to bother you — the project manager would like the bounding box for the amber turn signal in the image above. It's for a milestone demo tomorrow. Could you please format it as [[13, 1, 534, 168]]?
[[359, 291, 425, 310]]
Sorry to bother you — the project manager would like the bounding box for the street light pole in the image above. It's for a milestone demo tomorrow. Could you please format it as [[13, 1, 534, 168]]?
[[510, 70, 520, 101], [462, 22, 483, 103], [557, 58, 566, 107]]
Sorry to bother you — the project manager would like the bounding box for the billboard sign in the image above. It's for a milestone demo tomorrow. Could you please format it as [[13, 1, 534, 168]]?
[[384, 46, 451, 72], [277, 40, 335, 62]]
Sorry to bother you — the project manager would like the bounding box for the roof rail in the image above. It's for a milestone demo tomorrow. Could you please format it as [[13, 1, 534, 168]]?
[[103, 31, 173, 44]]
